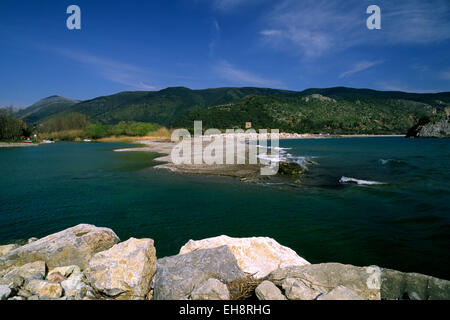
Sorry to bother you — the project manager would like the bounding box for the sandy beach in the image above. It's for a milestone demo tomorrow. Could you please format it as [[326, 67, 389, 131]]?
[[0, 142, 40, 148]]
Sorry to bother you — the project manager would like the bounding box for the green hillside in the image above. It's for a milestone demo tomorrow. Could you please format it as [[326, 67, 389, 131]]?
[[173, 92, 450, 134], [59, 87, 302, 126], [16, 87, 450, 134], [16, 95, 79, 125]]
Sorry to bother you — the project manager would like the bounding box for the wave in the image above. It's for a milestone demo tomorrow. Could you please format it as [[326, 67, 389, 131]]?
[[379, 159, 407, 166], [339, 176, 386, 185]]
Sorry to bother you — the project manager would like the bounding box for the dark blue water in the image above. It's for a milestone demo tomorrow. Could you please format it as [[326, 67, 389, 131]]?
[[0, 138, 449, 279]]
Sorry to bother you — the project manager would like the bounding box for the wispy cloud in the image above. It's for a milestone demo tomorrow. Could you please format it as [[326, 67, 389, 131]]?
[[339, 60, 383, 78], [209, 0, 265, 11], [214, 60, 283, 87], [260, 0, 450, 58], [209, 19, 221, 57], [440, 70, 450, 80], [56, 49, 158, 90], [377, 81, 442, 93]]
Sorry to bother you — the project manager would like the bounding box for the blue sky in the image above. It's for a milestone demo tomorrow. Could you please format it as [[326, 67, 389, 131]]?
[[0, 0, 449, 107]]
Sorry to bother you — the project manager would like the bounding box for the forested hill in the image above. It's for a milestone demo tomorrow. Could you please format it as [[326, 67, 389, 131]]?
[[15, 87, 450, 134], [173, 91, 450, 134], [15, 96, 79, 125], [52, 87, 302, 126]]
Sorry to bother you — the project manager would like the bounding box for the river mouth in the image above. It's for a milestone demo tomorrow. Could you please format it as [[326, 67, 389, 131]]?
[[0, 138, 449, 279]]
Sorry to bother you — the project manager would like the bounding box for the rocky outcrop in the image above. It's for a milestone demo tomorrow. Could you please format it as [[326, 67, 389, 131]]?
[[407, 115, 450, 138], [180, 236, 309, 279], [0, 224, 120, 270], [84, 238, 156, 300], [153, 246, 245, 300]]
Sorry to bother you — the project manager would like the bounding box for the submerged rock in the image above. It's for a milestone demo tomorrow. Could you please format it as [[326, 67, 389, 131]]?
[[153, 246, 245, 300], [180, 235, 309, 279], [0, 224, 120, 270], [255, 281, 287, 300], [278, 162, 307, 176], [84, 238, 156, 300]]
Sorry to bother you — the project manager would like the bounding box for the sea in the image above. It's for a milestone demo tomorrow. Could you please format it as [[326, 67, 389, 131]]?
[[0, 137, 449, 279]]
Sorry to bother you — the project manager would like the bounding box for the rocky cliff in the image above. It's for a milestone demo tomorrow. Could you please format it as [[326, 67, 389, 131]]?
[[1, 225, 449, 301], [407, 114, 450, 138]]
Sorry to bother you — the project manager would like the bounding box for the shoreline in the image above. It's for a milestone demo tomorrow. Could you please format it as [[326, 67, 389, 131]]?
[[0, 142, 40, 148]]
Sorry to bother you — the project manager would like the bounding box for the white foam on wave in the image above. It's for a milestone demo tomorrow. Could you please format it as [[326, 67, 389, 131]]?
[[339, 176, 386, 185]]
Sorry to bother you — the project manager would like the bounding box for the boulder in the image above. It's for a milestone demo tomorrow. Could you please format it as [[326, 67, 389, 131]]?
[[0, 285, 12, 300], [8, 296, 24, 300], [380, 269, 450, 300], [180, 236, 309, 279], [0, 274, 24, 290], [24, 280, 63, 298], [153, 246, 245, 300], [268, 263, 382, 300], [47, 272, 66, 283], [191, 278, 230, 300], [255, 281, 287, 300], [17, 289, 33, 298], [0, 244, 19, 258], [61, 268, 88, 298], [317, 286, 363, 300], [0, 224, 120, 270], [282, 278, 324, 300], [84, 238, 156, 300], [3, 261, 47, 280], [48, 265, 80, 278]]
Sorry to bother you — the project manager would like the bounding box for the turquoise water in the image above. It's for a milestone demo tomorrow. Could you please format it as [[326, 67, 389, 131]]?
[[0, 138, 449, 279]]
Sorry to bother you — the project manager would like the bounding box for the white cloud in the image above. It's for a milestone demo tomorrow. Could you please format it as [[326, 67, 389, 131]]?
[[259, 0, 450, 58], [214, 60, 283, 87], [339, 60, 383, 78]]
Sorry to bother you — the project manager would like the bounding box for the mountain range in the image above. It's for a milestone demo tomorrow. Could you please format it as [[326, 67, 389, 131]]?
[[14, 87, 450, 134]]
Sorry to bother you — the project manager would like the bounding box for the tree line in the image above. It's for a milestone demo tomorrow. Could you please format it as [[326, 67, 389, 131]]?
[[0, 107, 31, 141]]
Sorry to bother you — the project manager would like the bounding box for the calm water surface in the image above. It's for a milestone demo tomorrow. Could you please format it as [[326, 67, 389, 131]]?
[[0, 138, 449, 278]]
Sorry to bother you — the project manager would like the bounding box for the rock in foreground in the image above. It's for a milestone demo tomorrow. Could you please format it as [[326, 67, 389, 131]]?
[[0, 224, 120, 271], [85, 238, 156, 300], [153, 246, 245, 300], [180, 235, 309, 279]]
